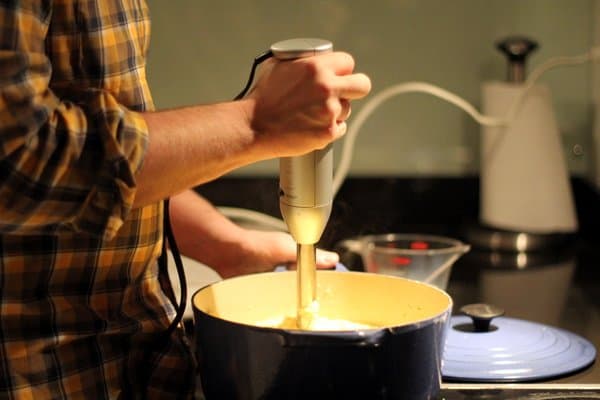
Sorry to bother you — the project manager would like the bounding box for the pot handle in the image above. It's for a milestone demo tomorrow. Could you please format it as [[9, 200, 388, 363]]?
[[280, 328, 389, 348], [274, 263, 349, 272]]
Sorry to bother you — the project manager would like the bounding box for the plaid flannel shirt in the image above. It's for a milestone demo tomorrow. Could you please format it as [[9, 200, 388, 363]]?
[[0, 1, 195, 398]]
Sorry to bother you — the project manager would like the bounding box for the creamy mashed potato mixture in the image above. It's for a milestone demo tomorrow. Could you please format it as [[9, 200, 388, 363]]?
[[255, 299, 377, 330], [256, 314, 376, 330], [256, 316, 376, 330]]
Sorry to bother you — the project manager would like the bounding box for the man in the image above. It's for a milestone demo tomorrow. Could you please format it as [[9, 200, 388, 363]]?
[[0, 1, 371, 398]]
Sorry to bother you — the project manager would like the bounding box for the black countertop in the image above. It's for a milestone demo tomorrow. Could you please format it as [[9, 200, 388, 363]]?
[[196, 176, 598, 245], [196, 176, 600, 397]]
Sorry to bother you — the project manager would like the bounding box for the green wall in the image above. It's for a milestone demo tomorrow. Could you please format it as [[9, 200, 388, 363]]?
[[146, 0, 595, 177]]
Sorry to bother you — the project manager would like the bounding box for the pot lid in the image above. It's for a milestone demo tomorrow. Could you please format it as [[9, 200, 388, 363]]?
[[442, 304, 597, 382]]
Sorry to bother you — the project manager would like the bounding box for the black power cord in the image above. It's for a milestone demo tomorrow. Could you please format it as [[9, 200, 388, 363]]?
[[234, 50, 274, 100], [160, 198, 187, 338], [160, 48, 274, 337], [136, 47, 275, 397]]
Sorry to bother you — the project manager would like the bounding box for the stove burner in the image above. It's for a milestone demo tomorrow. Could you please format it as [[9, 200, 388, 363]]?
[[441, 384, 600, 399]]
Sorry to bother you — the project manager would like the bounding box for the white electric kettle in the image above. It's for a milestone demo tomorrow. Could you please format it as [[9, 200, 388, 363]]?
[[479, 36, 578, 237]]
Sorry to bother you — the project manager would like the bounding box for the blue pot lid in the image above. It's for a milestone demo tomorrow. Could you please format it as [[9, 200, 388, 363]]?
[[443, 314, 596, 382]]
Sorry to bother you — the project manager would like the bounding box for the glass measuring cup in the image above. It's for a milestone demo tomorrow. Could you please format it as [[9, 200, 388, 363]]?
[[336, 233, 470, 290]]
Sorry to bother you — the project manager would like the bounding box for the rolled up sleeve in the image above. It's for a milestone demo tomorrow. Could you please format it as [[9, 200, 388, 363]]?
[[0, 2, 149, 239]]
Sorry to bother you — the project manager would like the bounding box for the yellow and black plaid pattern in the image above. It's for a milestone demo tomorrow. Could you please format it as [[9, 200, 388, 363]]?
[[0, 1, 195, 398]]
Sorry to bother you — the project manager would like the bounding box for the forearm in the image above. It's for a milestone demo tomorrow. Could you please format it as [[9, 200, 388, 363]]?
[[167, 190, 249, 274], [134, 54, 371, 208], [168, 189, 340, 278], [134, 100, 269, 207]]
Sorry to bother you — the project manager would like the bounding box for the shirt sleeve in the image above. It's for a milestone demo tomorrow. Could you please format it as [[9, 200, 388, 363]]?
[[0, 2, 149, 240]]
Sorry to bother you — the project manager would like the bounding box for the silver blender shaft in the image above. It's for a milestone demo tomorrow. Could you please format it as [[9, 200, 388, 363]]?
[[271, 38, 334, 329]]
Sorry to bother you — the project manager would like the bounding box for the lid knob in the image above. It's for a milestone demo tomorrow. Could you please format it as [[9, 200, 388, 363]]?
[[460, 303, 505, 332], [495, 36, 539, 83]]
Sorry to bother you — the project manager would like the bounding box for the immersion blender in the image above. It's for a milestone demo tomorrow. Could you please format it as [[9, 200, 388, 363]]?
[[270, 38, 334, 329]]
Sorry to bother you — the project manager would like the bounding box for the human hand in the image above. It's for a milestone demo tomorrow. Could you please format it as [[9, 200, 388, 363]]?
[[169, 191, 339, 279], [246, 51, 371, 158], [216, 229, 339, 279]]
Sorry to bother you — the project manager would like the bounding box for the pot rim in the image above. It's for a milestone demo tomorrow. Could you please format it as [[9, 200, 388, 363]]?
[[191, 270, 453, 334]]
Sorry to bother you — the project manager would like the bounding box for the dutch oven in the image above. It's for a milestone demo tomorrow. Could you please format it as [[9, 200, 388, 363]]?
[[192, 270, 452, 400]]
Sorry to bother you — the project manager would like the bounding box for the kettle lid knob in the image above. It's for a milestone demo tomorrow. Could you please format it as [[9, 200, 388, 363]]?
[[495, 36, 539, 83]]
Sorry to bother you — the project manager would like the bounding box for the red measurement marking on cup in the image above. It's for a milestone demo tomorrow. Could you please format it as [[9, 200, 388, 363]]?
[[392, 256, 412, 265], [410, 241, 429, 250]]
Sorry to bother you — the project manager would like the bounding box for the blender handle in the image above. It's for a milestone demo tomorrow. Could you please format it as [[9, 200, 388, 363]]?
[[274, 38, 334, 245]]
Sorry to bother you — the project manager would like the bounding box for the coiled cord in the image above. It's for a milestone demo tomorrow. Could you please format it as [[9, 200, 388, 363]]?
[[333, 45, 600, 195]]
